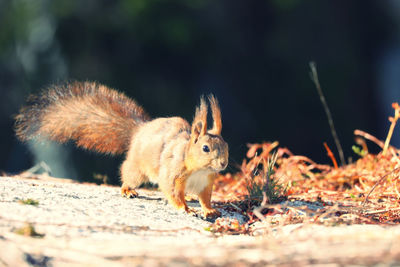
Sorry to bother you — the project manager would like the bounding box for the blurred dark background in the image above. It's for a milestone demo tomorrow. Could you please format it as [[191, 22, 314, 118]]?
[[1, 0, 400, 184]]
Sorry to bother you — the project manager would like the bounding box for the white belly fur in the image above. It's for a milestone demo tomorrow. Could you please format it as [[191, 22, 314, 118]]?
[[185, 169, 214, 194]]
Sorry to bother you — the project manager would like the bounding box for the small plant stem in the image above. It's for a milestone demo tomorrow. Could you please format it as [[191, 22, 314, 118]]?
[[309, 61, 346, 166], [261, 164, 270, 206], [261, 152, 278, 206], [382, 103, 400, 156], [363, 167, 400, 205], [261, 162, 269, 206], [323, 142, 338, 169]]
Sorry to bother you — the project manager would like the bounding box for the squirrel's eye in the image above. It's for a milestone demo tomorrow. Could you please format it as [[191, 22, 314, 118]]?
[[202, 145, 210, 153]]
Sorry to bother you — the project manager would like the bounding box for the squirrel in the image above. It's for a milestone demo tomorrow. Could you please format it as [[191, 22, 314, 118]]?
[[15, 81, 229, 218]]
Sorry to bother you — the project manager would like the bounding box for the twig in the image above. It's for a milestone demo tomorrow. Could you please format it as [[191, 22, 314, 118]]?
[[354, 129, 385, 149], [253, 203, 284, 222], [363, 167, 400, 205], [309, 61, 345, 166], [323, 142, 338, 169], [229, 203, 243, 213], [363, 206, 400, 215], [383, 103, 400, 155], [313, 204, 340, 222], [25, 161, 52, 175], [289, 155, 331, 171], [355, 137, 369, 154], [395, 180, 400, 199]]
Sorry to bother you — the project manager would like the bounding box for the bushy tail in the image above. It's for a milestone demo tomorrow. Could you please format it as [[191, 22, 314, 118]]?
[[15, 81, 150, 155]]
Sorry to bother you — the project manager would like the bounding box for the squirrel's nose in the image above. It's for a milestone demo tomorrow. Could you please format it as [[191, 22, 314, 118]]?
[[220, 160, 228, 169]]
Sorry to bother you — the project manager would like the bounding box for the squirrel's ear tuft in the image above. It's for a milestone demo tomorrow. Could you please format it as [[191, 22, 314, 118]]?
[[191, 96, 207, 143], [208, 94, 222, 135]]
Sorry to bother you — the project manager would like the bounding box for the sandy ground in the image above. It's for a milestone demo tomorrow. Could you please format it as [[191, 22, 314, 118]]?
[[1, 176, 400, 266]]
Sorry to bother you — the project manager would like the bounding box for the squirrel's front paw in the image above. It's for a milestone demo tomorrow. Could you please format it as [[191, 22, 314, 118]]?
[[121, 186, 138, 198], [184, 206, 198, 216], [202, 208, 221, 219]]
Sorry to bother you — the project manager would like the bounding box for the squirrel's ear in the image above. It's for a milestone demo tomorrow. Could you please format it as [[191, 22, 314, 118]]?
[[191, 121, 205, 143], [191, 97, 207, 143], [208, 94, 222, 135]]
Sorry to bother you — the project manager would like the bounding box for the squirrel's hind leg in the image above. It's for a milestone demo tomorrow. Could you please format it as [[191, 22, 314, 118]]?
[[120, 160, 146, 198]]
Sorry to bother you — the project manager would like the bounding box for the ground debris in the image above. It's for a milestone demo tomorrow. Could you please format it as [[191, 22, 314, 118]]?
[[214, 129, 400, 230]]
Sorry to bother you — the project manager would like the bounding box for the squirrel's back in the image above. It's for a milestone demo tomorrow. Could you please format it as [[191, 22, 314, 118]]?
[[125, 116, 191, 179], [15, 81, 150, 154]]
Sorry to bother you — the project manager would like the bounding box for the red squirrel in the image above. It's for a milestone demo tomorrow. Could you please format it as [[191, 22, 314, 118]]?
[[15, 81, 229, 218]]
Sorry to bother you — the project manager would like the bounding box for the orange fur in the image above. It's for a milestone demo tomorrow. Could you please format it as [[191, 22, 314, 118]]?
[[208, 94, 222, 135], [170, 176, 193, 212], [198, 174, 221, 217], [15, 81, 149, 154], [191, 97, 208, 143]]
